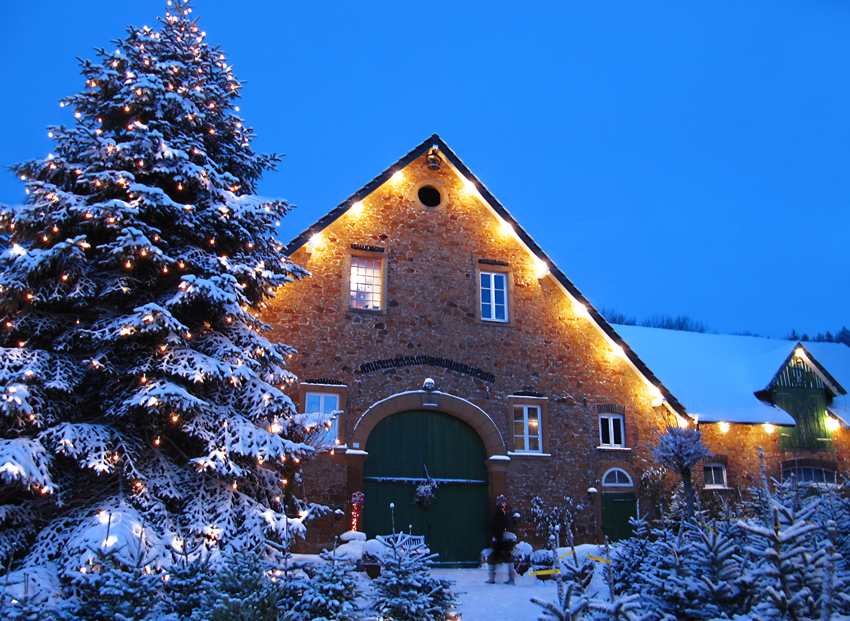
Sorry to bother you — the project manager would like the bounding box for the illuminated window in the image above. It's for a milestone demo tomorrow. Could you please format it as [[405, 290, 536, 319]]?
[[602, 468, 633, 487], [513, 405, 541, 452], [480, 271, 508, 322], [703, 463, 727, 488], [349, 256, 383, 310], [305, 392, 339, 446], [599, 415, 625, 448]]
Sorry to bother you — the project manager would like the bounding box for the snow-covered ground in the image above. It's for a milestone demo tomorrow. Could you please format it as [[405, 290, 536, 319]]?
[[329, 543, 611, 620], [433, 544, 609, 621]]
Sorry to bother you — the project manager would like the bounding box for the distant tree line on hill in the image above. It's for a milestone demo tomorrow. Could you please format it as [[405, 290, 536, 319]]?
[[786, 326, 850, 346], [600, 309, 710, 333], [601, 307, 850, 347]]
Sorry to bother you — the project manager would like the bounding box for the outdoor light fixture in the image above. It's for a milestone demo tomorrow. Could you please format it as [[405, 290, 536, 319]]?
[[305, 233, 321, 255], [825, 416, 840, 432], [423, 377, 435, 391], [426, 146, 441, 170], [719, 422, 730, 433], [763, 423, 775, 434]]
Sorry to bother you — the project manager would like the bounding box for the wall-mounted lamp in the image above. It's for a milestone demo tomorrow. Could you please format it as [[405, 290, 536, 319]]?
[[426, 146, 441, 170], [305, 233, 321, 255]]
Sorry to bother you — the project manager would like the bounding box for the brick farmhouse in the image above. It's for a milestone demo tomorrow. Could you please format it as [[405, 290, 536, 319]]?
[[264, 135, 850, 564]]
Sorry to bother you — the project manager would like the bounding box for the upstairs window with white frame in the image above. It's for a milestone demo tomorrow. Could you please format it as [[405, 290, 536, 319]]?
[[349, 257, 383, 311], [513, 404, 541, 453], [599, 414, 625, 448], [480, 271, 508, 322], [703, 463, 728, 489], [305, 392, 340, 447]]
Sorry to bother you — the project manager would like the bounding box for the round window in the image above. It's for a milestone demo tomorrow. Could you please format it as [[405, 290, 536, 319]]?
[[417, 185, 441, 207]]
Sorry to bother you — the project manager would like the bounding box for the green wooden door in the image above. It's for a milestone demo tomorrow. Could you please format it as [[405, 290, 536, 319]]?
[[602, 492, 637, 542], [363, 410, 489, 565]]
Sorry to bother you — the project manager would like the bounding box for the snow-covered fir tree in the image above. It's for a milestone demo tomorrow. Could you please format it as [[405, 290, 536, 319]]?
[[56, 543, 163, 621], [651, 426, 710, 519], [0, 0, 314, 598], [284, 550, 363, 621], [371, 532, 457, 621], [193, 547, 286, 621]]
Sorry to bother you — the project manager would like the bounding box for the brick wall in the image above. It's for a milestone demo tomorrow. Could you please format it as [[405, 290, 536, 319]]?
[[264, 151, 835, 553]]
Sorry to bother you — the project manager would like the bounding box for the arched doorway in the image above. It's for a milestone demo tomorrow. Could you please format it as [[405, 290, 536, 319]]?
[[599, 466, 637, 542], [362, 410, 489, 565]]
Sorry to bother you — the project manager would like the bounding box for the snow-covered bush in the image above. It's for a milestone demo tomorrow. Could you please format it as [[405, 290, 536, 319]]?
[[531, 548, 556, 569], [0, 0, 313, 595], [512, 540, 533, 563]]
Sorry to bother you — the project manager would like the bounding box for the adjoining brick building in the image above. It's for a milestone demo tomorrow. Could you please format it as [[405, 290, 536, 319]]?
[[265, 135, 849, 564]]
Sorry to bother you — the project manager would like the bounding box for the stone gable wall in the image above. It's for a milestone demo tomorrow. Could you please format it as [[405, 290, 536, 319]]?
[[263, 152, 848, 552]]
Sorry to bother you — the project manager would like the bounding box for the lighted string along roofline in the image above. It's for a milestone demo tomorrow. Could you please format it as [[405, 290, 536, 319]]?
[[286, 134, 685, 421]]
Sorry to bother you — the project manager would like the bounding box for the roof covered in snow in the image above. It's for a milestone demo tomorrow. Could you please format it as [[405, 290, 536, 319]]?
[[615, 326, 850, 425], [801, 341, 850, 426]]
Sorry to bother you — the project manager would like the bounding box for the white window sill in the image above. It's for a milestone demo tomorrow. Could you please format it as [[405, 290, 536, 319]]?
[[507, 451, 551, 458], [704, 485, 731, 491], [596, 446, 632, 452]]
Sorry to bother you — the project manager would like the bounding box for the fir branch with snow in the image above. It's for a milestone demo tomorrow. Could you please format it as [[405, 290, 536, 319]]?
[[0, 0, 310, 589]]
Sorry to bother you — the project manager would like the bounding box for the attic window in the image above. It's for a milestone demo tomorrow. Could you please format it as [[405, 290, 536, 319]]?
[[418, 185, 441, 207]]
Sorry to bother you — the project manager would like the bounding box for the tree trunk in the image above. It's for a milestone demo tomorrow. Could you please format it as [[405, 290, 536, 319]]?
[[681, 466, 695, 518]]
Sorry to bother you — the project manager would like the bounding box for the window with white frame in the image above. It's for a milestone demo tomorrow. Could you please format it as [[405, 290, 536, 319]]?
[[305, 392, 340, 447], [480, 271, 508, 322], [599, 414, 625, 448], [349, 256, 383, 310], [513, 404, 541, 452], [602, 468, 633, 487], [703, 463, 727, 488]]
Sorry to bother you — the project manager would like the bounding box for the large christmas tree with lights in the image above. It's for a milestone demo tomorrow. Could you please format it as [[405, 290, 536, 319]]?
[[0, 0, 312, 590]]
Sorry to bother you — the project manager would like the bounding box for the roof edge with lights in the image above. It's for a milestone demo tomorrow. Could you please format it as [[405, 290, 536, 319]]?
[[283, 134, 688, 418]]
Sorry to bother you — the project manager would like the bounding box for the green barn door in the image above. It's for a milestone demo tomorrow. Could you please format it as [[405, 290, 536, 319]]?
[[363, 410, 489, 565], [602, 492, 637, 542]]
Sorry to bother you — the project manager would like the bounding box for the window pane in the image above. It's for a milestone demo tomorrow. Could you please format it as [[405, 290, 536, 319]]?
[[528, 437, 539, 451], [513, 406, 524, 422], [350, 257, 382, 310], [306, 394, 321, 412], [600, 418, 611, 445], [514, 421, 525, 439], [612, 418, 623, 446], [494, 273, 506, 290], [323, 395, 339, 412], [480, 273, 491, 289]]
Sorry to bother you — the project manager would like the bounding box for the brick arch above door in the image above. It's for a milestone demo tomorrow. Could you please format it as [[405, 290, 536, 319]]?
[[349, 390, 507, 459]]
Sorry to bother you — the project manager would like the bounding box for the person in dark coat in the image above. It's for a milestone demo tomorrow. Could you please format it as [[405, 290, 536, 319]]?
[[486, 495, 517, 584]]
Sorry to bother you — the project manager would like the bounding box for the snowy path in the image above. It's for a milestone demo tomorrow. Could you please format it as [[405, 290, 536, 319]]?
[[430, 565, 561, 621], [355, 544, 612, 621]]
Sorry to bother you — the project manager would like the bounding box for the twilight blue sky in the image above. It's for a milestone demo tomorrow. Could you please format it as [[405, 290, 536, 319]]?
[[2, 1, 848, 338]]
